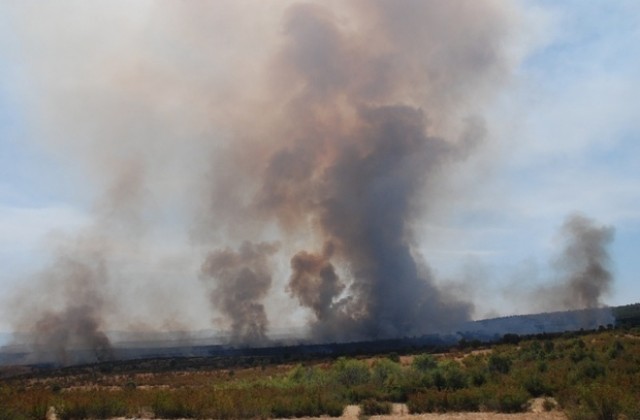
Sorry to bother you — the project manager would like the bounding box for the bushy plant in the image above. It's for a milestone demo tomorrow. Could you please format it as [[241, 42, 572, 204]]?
[[151, 391, 197, 419], [442, 362, 468, 390], [574, 384, 623, 420], [332, 358, 371, 387], [447, 388, 483, 411], [522, 373, 552, 397], [371, 358, 402, 387], [488, 353, 511, 375], [407, 391, 443, 413], [360, 399, 391, 415], [487, 387, 529, 413], [412, 354, 437, 372]]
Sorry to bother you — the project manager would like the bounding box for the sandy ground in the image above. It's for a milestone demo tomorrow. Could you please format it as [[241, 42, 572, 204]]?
[[48, 399, 567, 420], [279, 399, 567, 420]]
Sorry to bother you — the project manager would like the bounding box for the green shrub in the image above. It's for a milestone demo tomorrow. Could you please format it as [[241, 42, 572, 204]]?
[[580, 361, 606, 380], [151, 392, 197, 419], [607, 340, 624, 359], [360, 399, 391, 415], [447, 388, 482, 411], [407, 391, 443, 413], [577, 384, 623, 420], [431, 369, 446, 390], [371, 358, 402, 387], [333, 358, 371, 387], [443, 364, 468, 390], [522, 374, 551, 397], [469, 370, 486, 387], [412, 354, 437, 372], [270, 388, 343, 418], [487, 388, 529, 413], [488, 354, 512, 375]]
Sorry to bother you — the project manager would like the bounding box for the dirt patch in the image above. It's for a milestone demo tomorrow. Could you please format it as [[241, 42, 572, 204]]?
[[275, 400, 567, 420], [369, 414, 566, 420]]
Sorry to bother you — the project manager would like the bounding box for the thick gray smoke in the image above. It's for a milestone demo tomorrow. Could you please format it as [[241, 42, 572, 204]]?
[[280, 105, 477, 340], [555, 214, 615, 309], [201, 242, 279, 345], [11, 237, 114, 365], [3, 0, 534, 358], [288, 242, 344, 323], [7, 160, 146, 364], [528, 213, 615, 313], [32, 304, 112, 365], [203, 1, 510, 340]]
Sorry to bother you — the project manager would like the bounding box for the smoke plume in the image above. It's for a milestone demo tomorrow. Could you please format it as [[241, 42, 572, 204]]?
[[11, 234, 114, 365], [527, 213, 615, 313], [201, 1, 510, 340], [3, 0, 538, 359], [201, 242, 279, 345], [288, 242, 344, 322], [554, 214, 615, 309]]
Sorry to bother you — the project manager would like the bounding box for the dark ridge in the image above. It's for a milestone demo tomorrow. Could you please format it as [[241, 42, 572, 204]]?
[[612, 303, 640, 328], [1, 335, 456, 379]]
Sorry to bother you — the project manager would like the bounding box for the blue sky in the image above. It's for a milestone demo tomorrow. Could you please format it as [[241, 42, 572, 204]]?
[[0, 1, 639, 331], [420, 0, 640, 316]]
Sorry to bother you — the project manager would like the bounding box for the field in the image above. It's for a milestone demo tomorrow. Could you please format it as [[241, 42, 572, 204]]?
[[1, 327, 639, 420]]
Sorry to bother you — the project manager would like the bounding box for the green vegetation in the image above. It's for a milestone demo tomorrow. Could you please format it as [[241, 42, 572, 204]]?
[[613, 303, 640, 329], [1, 328, 639, 418]]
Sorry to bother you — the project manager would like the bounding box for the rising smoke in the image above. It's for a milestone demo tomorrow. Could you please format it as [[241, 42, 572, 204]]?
[[546, 213, 615, 310], [4, 1, 549, 360], [200, 1, 513, 341], [11, 234, 114, 365], [201, 241, 279, 345]]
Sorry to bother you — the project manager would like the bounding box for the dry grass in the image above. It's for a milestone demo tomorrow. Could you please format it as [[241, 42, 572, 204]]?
[[275, 402, 567, 420], [3, 329, 640, 419]]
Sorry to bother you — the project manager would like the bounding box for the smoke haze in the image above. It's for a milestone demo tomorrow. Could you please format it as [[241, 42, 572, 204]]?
[[1, 1, 618, 362], [540, 214, 615, 311], [201, 241, 279, 345]]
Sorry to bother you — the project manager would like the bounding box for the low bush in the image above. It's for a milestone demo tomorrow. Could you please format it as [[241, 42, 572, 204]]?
[[522, 373, 552, 397], [447, 388, 483, 412], [487, 387, 529, 413], [151, 391, 198, 419], [407, 391, 443, 413], [360, 399, 391, 415], [412, 354, 437, 372]]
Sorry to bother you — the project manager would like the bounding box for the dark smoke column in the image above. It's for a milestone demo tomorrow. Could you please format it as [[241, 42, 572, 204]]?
[[251, 1, 511, 341], [12, 243, 115, 366], [284, 106, 475, 340], [201, 241, 278, 345], [556, 214, 615, 309], [202, 2, 519, 341]]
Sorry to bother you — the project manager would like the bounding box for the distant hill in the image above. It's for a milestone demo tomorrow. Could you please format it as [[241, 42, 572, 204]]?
[[458, 306, 616, 341]]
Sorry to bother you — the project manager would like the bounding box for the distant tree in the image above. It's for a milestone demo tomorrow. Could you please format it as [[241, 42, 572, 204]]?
[[502, 333, 521, 345]]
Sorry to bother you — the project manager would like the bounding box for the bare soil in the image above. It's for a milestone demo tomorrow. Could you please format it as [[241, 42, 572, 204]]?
[[277, 399, 567, 420]]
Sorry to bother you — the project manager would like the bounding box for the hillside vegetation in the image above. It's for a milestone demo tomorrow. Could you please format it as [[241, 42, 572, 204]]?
[[1, 327, 639, 419]]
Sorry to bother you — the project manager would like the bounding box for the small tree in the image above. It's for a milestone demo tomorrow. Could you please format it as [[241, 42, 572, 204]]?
[[333, 358, 371, 387]]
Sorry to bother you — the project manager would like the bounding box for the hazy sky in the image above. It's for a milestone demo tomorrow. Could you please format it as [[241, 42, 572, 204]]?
[[0, 1, 639, 332]]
